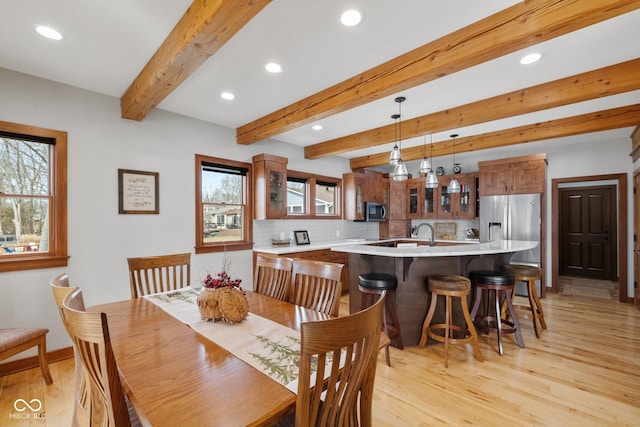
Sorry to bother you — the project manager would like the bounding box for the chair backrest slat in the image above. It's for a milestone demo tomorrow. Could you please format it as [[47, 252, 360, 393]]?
[[127, 253, 191, 298], [290, 259, 343, 317]]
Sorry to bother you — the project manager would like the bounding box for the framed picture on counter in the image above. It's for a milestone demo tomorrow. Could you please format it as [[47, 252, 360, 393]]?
[[118, 169, 159, 214], [294, 230, 310, 245]]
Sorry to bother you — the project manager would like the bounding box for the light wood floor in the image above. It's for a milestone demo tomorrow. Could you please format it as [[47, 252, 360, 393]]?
[[2, 292, 639, 426]]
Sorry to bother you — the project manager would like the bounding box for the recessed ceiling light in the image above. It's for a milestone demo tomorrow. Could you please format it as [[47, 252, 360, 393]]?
[[220, 92, 235, 101], [312, 124, 323, 131], [34, 24, 63, 40], [341, 9, 363, 27], [265, 62, 283, 73], [520, 52, 543, 65]]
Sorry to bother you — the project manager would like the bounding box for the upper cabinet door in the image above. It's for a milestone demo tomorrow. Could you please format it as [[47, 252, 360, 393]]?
[[437, 173, 478, 219], [343, 172, 365, 221], [479, 164, 510, 196], [510, 159, 546, 194], [253, 154, 288, 219], [479, 154, 547, 196]]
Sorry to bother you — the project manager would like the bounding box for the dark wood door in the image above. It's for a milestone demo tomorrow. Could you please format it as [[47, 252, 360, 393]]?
[[559, 185, 616, 280]]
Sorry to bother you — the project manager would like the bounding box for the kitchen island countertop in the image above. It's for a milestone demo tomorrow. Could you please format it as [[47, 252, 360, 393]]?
[[253, 238, 482, 255], [331, 239, 537, 258]]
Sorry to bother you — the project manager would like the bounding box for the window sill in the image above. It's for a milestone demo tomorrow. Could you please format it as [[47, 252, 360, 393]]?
[[0, 255, 69, 272]]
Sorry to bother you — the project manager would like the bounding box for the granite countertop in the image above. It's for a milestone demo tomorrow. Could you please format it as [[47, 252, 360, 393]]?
[[253, 237, 480, 255]]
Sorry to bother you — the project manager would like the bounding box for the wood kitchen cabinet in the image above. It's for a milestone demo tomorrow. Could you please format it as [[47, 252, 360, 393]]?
[[343, 172, 365, 221], [364, 170, 385, 203], [406, 177, 437, 220], [385, 179, 410, 237], [344, 170, 387, 221], [253, 154, 288, 219], [479, 154, 547, 196], [437, 172, 478, 219]]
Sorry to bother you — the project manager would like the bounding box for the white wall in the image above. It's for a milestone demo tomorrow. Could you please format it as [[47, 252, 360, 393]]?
[[543, 136, 635, 297], [0, 68, 357, 354]]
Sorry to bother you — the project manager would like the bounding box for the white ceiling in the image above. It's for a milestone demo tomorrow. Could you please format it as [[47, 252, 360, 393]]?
[[1, 0, 638, 172]]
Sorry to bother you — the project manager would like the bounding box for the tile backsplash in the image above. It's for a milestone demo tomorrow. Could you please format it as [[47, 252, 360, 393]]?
[[253, 219, 379, 248]]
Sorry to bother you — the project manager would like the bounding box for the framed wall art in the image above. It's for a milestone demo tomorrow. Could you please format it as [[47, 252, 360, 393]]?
[[118, 169, 159, 214], [294, 230, 310, 245]]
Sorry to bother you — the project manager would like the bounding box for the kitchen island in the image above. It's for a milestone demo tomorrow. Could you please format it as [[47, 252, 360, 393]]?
[[331, 240, 538, 347]]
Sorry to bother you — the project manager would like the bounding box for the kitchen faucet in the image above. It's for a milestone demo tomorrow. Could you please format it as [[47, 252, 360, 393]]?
[[411, 223, 435, 246]]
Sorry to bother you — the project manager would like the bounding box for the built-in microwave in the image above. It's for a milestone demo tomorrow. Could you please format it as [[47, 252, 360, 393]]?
[[365, 202, 387, 222]]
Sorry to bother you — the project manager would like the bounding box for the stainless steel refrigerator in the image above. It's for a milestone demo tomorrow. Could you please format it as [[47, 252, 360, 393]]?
[[479, 194, 542, 294]]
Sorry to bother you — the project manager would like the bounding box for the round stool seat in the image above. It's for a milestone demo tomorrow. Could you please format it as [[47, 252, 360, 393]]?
[[359, 273, 403, 351], [358, 273, 398, 291], [428, 275, 470, 293], [504, 264, 541, 279], [469, 270, 514, 286]]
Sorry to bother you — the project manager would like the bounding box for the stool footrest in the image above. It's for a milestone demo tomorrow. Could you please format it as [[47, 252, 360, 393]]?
[[427, 324, 475, 346]]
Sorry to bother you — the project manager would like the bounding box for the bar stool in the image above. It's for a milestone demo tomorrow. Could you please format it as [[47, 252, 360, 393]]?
[[358, 286, 392, 366], [503, 264, 547, 338], [358, 273, 403, 351], [418, 275, 483, 368], [469, 270, 525, 356]]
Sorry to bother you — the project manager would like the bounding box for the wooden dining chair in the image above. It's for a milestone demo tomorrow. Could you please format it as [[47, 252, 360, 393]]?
[[253, 254, 293, 301], [0, 328, 52, 385], [293, 294, 384, 427], [50, 274, 89, 427], [62, 288, 141, 427], [127, 252, 191, 298], [290, 259, 343, 317]]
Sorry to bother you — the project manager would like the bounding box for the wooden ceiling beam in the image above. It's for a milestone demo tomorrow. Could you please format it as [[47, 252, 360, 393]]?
[[305, 58, 640, 159], [349, 104, 640, 169], [236, 0, 640, 145], [120, 0, 272, 121]]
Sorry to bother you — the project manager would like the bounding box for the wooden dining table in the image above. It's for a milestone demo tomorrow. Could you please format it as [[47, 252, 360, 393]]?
[[89, 290, 331, 427]]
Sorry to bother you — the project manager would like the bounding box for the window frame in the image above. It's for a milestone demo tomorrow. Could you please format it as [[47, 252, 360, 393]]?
[[286, 170, 341, 219], [0, 120, 68, 272], [286, 173, 310, 217], [195, 154, 253, 254]]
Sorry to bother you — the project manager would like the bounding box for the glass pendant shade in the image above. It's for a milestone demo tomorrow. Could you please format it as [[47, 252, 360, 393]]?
[[419, 157, 430, 174], [393, 160, 408, 181], [425, 169, 439, 188], [448, 133, 460, 192], [448, 176, 461, 193], [389, 144, 400, 165]]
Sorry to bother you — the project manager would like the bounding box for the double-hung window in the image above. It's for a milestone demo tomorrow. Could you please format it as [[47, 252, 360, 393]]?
[[0, 121, 67, 272], [195, 155, 253, 253], [286, 170, 341, 219]]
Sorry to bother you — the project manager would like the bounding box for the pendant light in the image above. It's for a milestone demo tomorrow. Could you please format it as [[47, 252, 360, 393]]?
[[425, 134, 439, 188], [391, 97, 408, 181], [388, 113, 401, 165], [418, 135, 430, 175], [448, 134, 461, 193]]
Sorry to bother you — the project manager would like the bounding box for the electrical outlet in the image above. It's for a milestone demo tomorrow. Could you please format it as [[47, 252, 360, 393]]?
[[336, 229, 340, 237]]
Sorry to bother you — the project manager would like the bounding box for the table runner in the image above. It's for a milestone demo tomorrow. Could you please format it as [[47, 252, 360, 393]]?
[[145, 288, 335, 393]]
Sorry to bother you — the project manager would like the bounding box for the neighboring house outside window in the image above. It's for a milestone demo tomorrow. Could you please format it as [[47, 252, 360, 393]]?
[[196, 154, 253, 253], [0, 121, 68, 272], [286, 170, 341, 219]]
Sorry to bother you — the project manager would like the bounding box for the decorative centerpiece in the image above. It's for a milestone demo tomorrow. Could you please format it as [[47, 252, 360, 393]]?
[[197, 269, 249, 324]]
